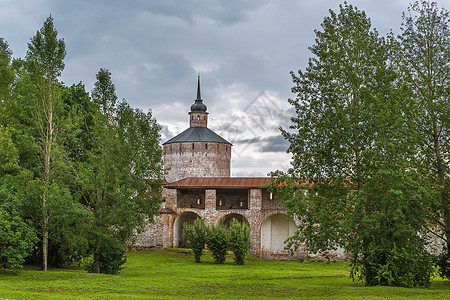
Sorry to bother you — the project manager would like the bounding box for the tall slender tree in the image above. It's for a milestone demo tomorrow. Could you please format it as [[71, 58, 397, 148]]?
[[25, 15, 66, 271]]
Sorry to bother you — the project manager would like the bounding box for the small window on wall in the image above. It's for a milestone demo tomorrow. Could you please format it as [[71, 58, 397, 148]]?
[[192, 143, 194, 149], [197, 115, 200, 120], [205, 143, 208, 149]]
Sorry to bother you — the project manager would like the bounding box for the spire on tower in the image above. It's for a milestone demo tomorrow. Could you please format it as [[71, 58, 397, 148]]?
[[196, 74, 202, 100], [190, 75, 207, 112]]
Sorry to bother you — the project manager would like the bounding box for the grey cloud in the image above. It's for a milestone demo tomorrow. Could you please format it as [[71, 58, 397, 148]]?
[[2, 0, 420, 176], [158, 124, 173, 142], [48, 0, 268, 25], [259, 135, 289, 153], [230, 134, 288, 153]]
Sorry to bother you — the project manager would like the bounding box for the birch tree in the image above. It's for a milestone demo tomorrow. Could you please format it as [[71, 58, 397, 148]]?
[[25, 15, 66, 271]]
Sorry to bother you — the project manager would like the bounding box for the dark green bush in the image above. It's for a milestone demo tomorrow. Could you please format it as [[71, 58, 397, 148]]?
[[207, 221, 228, 264], [184, 218, 207, 263], [99, 244, 127, 275], [228, 218, 251, 265], [87, 242, 127, 274], [436, 247, 450, 280], [351, 241, 434, 287]]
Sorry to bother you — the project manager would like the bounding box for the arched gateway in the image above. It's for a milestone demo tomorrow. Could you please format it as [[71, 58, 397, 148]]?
[[174, 211, 200, 248]]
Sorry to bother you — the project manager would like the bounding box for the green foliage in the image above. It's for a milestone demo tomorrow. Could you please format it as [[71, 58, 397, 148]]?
[[206, 221, 228, 264], [0, 38, 14, 125], [91, 68, 117, 116], [436, 248, 450, 280], [351, 241, 433, 287], [185, 219, 251, 265], [391, 0, 450, 273], [183, 218, 207, 263], [272, 2, 437, 287], [0, 126, 37, 270], [26, 15, 66, 81], [98, 243, 127, 275], [78, 68, 163, 273], [0, 16, 164, 273], [0, 187, 37, 270], [228, 219, 251, 265]]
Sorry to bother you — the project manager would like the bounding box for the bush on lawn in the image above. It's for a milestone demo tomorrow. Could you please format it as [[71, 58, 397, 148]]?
[[207, 221, 228, 264], [228, 218, 251, 265], [184, 218, 207, 263]]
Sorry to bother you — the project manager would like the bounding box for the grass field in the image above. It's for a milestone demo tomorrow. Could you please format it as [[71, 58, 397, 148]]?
[[0, 249, 449, 299]]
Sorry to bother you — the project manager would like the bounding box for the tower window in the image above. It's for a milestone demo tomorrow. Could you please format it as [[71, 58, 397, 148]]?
[[205, 143, 208, 149], [192, 143, 194, 149], [197, 115, 200, 120]]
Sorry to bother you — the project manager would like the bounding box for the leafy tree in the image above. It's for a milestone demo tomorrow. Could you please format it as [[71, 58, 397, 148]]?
[[271, 3, 433, 286], [184, 218, 208, 263], [228, 218, 251, 265], [206, 221, 228, 264], [0, 125, 37, 270], [78, 68, 164, 274], [391, 0, 450, 277], [24, 15, 67, 271], [0, 187, 37, 270]]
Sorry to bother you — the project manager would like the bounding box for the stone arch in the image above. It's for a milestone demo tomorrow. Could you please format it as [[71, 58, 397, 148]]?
[[174, 211, 201, 248], [260, 214, 296, 255], [221, 213, 249, 228]]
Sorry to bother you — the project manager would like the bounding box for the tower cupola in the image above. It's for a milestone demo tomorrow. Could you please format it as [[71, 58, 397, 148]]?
[[189, 76, 208, 127]]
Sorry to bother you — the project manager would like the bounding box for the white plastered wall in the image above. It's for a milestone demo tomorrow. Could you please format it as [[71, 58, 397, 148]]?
[[261, 214, 296, 254]]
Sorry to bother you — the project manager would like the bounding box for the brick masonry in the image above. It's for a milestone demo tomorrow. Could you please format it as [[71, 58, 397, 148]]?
[[163, 142, 231, 183], [135, 185, 347, 260]]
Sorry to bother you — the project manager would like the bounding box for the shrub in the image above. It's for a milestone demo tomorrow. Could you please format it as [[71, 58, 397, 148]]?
[[184, 218, 207, 263], [435, 247, 450, 280], [351, 241, 434, 287], [207, 221, 228, 264], [88, 242, 127, 274], [228, 219, 251, 265], [99, 244, 127, 275]]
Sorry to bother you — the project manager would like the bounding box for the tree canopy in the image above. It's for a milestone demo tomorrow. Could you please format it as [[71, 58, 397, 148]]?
[[270, 1, 446, 286], [0, 16, 164, 273]]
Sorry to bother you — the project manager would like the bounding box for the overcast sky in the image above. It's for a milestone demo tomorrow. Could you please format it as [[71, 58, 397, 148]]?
[[1, 0, 449, 176]]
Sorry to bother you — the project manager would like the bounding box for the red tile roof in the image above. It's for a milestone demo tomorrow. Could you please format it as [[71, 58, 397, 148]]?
[[164, 177, 272, 189]]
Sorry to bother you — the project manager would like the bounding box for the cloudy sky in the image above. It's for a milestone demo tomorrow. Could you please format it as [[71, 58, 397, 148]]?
[[1, 0, 448, 176]]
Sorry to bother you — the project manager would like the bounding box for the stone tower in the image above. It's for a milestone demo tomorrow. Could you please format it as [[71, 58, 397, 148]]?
[[163, 76, 232, 183]]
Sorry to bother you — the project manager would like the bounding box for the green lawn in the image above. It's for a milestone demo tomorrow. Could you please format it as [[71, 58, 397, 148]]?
[[0, 249, 449, 299]]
